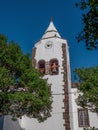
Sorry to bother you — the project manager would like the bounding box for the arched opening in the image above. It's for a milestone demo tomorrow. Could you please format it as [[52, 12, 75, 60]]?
[[50, 59, 59, 75], [38, 60, 45, 74]]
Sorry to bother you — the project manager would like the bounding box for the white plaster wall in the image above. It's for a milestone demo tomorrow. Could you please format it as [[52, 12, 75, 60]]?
[[35, 38, 66, 62], [21, 113, 65, 130], [71, 88, 98, 130]]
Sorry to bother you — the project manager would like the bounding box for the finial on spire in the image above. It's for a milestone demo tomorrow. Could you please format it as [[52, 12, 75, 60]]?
[[50, 18, 53, 22]]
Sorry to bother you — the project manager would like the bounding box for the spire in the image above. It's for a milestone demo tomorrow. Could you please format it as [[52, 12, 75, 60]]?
[[42, 20, 61, 39], [45, 20, 57, 33]]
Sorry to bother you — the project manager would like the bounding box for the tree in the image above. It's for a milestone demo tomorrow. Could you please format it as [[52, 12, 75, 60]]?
[[76, 0, 98, 49], [74, 0, 98, 114], [0, 34, 52, 122], [74, 66, 98, 112]]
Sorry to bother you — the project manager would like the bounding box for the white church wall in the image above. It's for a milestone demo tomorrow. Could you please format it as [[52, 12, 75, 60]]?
[[20, 112, 65, 130], [71, 88, 98, 130], [35, 38, 65, 61]]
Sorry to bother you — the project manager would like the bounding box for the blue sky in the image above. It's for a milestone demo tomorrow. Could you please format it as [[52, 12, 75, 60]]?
[[0, 0, 98, 81]]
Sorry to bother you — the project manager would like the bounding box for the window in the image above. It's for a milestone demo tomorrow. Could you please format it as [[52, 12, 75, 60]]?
[[50, 59, 59, 75], [78, 108, 89, 127], [38, 60, 45, 74]]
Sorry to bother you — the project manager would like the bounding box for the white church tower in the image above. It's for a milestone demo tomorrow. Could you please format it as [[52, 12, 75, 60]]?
[[31, 20, 72, 130]]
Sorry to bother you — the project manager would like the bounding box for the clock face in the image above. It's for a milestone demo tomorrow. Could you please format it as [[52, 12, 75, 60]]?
[[45, 41, 53, 49]]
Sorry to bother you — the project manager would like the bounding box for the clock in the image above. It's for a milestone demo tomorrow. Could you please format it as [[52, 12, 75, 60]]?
[[45, 41, 53, 49]]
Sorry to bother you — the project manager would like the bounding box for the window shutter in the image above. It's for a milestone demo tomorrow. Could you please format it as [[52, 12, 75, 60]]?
[[78, 108, 89, 127]]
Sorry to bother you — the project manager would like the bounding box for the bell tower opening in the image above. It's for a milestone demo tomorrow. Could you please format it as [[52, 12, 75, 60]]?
[[50, 59, 59, 75], [38, 60, 45, 74]]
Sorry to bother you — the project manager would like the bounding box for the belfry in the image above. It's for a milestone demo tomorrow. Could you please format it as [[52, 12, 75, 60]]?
[[31, 20, 72, 130]]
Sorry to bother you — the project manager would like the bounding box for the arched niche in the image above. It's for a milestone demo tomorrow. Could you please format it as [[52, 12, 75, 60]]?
[[38, 60, 45, 74]]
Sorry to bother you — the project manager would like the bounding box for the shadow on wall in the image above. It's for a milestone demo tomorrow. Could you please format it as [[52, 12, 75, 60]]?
[[0, 115, 4, 130], [0, 115, 25, 130], [20, 128, 26, 130]]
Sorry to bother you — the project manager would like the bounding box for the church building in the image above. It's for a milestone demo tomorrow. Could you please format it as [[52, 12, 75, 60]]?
[[2, 20, 98, 130], [21, 20, 98, 130]]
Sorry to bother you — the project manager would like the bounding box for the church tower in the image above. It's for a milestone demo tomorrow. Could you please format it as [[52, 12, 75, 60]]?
[[21, 20, 72, 130]]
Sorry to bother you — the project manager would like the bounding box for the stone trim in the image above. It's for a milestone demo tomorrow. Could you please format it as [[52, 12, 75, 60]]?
[[34, 37, 67, 45], [45, 61, 49, 75], [41, 35, 61, 40], [32, 47, 37, 67], [62, 43, 71, 130], [45, 30, 57, 33]]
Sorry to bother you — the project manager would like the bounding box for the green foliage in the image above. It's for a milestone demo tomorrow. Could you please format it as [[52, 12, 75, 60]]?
[[0, 34, 52, 122], [74, 66, 98, 112], [76, 0, 98, 49], [84, 127, 98, 130]]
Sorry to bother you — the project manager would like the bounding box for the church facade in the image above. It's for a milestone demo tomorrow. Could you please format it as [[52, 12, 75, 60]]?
[[2, 20, 98, 130]]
